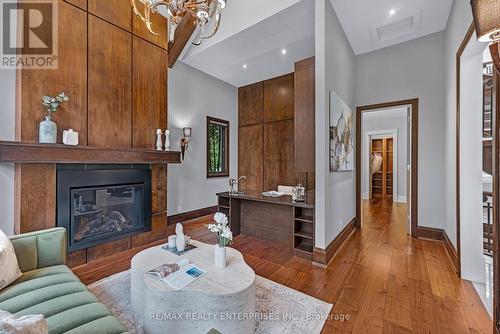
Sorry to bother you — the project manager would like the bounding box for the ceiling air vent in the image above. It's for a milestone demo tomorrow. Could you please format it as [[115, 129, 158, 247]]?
[[370, 11, 422, 44]]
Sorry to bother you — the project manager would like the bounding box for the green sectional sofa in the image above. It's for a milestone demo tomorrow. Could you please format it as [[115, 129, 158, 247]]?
[[0, 228, 128, 334]]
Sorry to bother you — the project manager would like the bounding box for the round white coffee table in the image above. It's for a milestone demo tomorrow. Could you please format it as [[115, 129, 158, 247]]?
[[131, 240, 256, 334]]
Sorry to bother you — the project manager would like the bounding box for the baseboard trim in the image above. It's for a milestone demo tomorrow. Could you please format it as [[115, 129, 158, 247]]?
[[167, 206, 218, 226], [396, 195, 407, 203], [416, 226, 459, 275], [313, 217, 357, 266]]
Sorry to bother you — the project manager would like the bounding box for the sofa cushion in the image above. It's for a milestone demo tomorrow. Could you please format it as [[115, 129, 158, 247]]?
[[0, 265, 127, 334], [0, 229, 22, 291]]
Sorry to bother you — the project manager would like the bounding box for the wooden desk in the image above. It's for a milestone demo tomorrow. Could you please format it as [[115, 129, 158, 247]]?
[[216, 191, 315, 260]]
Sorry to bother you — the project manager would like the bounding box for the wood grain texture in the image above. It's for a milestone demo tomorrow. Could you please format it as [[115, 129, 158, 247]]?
[[238, 124, 263, 191], [88, 15, 132, 149], [132, 1, 169, 50], [74, 201, 492, 334], [263, 73, 294, 123], [238, 82, 264, 126], [294, 57, 315, 172], [88, 0, 131, 31], [64, 0, 87, 10], [264, 120, 299, 191], [167, 206, 217, 226], [131, 213, 167, 247], [151, 164, 167, 214], [19, 0, 87, 144], [87, 237, 132, 262], [240, 201, 294, 248], [132, 37, 167, 149], [15, 164, 56, 233], [67, 249, 87, 268], [168, 15, 196, 67]]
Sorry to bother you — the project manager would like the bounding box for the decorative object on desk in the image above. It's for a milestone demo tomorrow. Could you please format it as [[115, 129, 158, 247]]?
[[167, 235, 177, 249], [164, 129, 171, 151], [206, 212, 233, 268], [39, 93, 69, 144], [62, 129, 79, 146], [262, 191, 285, 197], [291, 183, 305, 202], [229, 178, 237, 194], [175, 223, 186, 252], [162, 243, 197, 255], [156, 129, 163, 151], [329, 90, 353, 172], [229, 176, 246, 195], [180, 127, 192, 160]]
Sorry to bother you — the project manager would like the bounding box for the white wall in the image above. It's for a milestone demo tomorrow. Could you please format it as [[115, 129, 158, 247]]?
[[355, 32, 446, 230], [168, 62, 238, 216], [362, 108, 407, 202], [0, 0, 16, 235], [315, 0, 356, 248]]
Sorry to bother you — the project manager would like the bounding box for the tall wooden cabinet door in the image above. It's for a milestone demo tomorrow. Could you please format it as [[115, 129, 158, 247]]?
[[239, 125, 264, 192], [20, 0, 87, 144], [238, 82, 263, 126], [264, 73, 294, 123], [264, 120, 298, 190], [132, 37, 167, 149], [294, 57, 315, 172], [132, 2, 168, 50], [88, 16, 132, 149], [64, 0, 87, 11], [88, 0, 132, 32]]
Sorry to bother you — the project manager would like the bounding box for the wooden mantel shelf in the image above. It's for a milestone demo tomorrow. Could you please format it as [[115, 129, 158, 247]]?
[[0, 141, 182, 164]]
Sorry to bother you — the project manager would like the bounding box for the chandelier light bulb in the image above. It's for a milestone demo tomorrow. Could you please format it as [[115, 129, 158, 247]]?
[[281, 49, 287, 55], [389, 9, 396, 16], [243, 64, 248, 69]]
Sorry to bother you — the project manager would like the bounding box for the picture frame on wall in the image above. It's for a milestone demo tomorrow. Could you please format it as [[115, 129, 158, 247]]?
[[329, 90, 354, 172]]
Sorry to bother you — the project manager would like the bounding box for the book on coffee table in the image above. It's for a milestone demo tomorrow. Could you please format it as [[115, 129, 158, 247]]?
[[146, 258, 207, 290]]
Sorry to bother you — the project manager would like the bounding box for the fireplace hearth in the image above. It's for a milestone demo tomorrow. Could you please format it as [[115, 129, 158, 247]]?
[[57, 165, 152, 252]]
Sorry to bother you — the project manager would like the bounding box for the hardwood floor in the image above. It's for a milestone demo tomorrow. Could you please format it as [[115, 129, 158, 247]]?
[[74, 198, 492, 333]]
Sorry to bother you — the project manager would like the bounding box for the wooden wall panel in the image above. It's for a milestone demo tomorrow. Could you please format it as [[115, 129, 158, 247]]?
[[15, 164, 56, 234], [132, 2, 169, 50], [151, 165, 167, 214], [294, 57, 315, 172], [264, 120, 299, 191], [132, 37, 168, 149], [263, 73, 294, 123], [239, 125, 264, 192], [88, 15, 132, 149], [238, 82, 263, 126], [20, 1, 87, 144], [67, 249, 87, 268], [87, 238, 132, 262], [132, 213, 167, 247], [88, 0, 131, 31], [64, 0, 87, 11]]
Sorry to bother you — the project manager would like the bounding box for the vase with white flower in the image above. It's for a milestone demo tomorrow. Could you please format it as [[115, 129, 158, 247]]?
[[206, 212, 233, 268]]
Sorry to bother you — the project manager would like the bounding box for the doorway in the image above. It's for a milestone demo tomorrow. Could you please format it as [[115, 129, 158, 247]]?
[[356, 99, 418, 237]]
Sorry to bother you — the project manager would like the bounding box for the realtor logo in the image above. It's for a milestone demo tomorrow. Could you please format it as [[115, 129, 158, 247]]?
[[1, 0, 58, 69]]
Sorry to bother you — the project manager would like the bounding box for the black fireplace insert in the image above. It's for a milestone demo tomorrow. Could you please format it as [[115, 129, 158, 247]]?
[[57, 164, 151, 252]]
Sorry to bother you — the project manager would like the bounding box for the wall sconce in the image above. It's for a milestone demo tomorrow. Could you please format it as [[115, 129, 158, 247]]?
[[180, 127, 192, 160]]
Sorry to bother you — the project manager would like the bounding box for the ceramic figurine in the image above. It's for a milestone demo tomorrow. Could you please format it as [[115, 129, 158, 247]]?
[[156, 129, 163, 151], [62, 129, 79, 146], [164, 129, 171, 151], [175, 223, 186, 252]]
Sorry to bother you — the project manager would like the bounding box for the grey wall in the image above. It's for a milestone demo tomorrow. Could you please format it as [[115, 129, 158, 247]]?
[[362, 107, 408, 201], [355, 31, 446, 230], [168, 62, 238, 216], [315, 0, 356, 248]]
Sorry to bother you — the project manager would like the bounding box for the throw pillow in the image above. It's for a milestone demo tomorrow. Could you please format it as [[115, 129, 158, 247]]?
[[0, 310, 48, 334], [0, 229, 22, 291]]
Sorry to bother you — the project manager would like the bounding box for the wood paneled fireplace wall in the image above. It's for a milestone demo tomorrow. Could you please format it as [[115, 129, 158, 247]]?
[[15, 0, 170, 267]]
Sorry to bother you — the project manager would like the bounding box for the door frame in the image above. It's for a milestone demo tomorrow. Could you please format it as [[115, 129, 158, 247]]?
[[364, 129, 399, 203], [355, 99, 419, 237]]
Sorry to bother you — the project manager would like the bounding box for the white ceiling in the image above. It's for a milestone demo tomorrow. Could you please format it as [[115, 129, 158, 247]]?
[[180, 0, 314, 87], [330, 0, 453, 55]]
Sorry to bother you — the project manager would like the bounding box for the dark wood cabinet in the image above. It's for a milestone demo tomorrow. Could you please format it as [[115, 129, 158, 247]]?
[[264, 73, 294, 122], [132, 1, 169, 49], [88, 0, 132, 31], [239, 124, 264, 191], [64, 0, 87, 10], [132, 37, 168, 149], [238, 82, 264, 126], [294, 57, 315, 172], [20, 1, 88, 144], [88, 15, 132, 148]]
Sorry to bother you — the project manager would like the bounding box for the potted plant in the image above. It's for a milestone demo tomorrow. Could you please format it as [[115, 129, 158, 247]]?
[[206, 212, 233, 268], [39, 92, 69, 144]]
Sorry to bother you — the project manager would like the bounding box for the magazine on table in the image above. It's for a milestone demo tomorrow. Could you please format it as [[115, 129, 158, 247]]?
[[146, 259, 207, 290]]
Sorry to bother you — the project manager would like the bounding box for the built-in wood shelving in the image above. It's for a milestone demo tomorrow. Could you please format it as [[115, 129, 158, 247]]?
[[293, 206, 314, 260], [0, 141, 182, 164]]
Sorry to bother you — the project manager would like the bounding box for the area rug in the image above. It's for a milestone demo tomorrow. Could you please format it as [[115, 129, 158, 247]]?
[[88, 270, 332, 334]]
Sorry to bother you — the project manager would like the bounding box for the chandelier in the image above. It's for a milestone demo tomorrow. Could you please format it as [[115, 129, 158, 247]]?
[[130, 0, 227, 45]]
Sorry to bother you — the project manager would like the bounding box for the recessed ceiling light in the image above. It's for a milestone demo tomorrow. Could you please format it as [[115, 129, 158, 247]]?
[[281, 49, 287, 55], [243, 64, 247, 69], [389, 9, 396, 16]]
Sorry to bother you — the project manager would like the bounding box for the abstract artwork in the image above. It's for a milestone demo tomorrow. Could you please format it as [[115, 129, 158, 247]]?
[[329, 90, 354, 172]]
